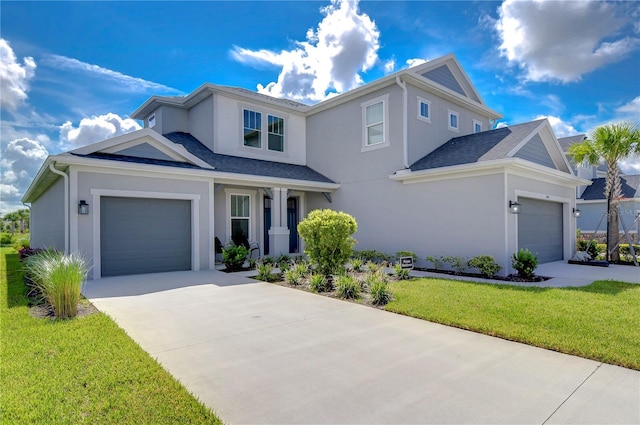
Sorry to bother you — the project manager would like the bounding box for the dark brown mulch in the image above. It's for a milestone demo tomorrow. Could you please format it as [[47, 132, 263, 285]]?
[[28, 300, 99, 320], [413, 268, 550, 282]]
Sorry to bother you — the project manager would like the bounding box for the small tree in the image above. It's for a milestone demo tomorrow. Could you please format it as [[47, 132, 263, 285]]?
[[297, 209, 357, 277]]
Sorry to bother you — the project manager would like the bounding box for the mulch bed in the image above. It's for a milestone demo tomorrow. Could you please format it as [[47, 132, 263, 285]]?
[[413, 268, 550, 282]]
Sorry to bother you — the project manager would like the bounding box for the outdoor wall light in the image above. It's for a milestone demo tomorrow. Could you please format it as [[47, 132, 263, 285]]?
[[509, 200, 521, 214], [573, 207, 581, 218], [78, 200, 89, 215]]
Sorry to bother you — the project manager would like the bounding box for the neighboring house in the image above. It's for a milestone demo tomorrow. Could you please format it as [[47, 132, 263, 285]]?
[[558, 135, 640, 241], [23, 54, 589, 279]]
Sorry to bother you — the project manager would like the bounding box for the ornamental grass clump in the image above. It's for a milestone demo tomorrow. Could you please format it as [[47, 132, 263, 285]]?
[[335, 275, 360, 300], [25, 250, 88, 319], [284, 269, 302, 286], [370, 279, 392, 306], [309, 273, 328, 293], [393, 263, 411, 280]]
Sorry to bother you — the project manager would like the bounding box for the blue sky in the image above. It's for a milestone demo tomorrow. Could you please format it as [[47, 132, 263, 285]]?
[[1, 0, 639, 213]]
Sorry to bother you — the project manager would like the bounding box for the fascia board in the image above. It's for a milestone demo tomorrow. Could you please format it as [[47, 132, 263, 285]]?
[[390, 158, 591, 187], [21, 156, 56, 203], [210, 171, 340, 192], [506, 120, 573, 174]]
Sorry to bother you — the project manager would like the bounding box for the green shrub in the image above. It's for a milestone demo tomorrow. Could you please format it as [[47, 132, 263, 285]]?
[[512, 248, 538, 279], [620, 244, 640, 261], [443, 256, 467, 274], [293, 261, 310, 277], [222, 243, 249, 272], [426, 256, 445, 270], [353, 249, 391, 264], [393, 263, 411, 280], [365, 261, 382, 274], [261, 256, 275, 265], [309, 273, 329, 293], [335, 275, 360, 300], [577, 239, 603, 259], [370, 280, 392, 306], [255, 262, 275, 281], [284, 269, 301, 286], [24, 250, 88, 318], [0, 233, 12, 246], [297, 209, 357, 277], [395, 251, 417, 262], [12, 233, 29, 251], [349, 258, 364, 272], [467, 255, 502, 278]]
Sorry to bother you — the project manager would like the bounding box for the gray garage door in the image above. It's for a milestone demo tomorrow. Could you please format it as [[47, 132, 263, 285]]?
[[518, 198, 563, 263], [101, 197, 192, 277]]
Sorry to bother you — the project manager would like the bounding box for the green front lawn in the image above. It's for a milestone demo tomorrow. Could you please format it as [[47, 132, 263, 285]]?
[[387, 278, 640, 370], [0, 248, 223, 424]]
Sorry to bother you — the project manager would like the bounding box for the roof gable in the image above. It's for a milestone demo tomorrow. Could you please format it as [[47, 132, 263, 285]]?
[[70, 128, 214, 169], [409, 54, 483, 104], [410, 119, 572, 173], [580, 175, 640, 200]]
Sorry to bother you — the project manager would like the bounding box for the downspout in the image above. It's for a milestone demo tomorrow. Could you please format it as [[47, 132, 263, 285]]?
[[48, 162, 69, 254], [395, 75, 409, 169]]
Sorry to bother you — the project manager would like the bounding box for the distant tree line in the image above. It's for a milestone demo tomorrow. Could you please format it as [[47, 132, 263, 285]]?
[[1, 209, 30, 234]]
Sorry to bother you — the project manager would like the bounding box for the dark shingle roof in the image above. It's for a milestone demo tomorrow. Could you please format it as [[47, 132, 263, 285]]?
[[163, 132, 335, 184], [76, 152, 202, 169], [410, 120, 544, 171], [580, 175, 640, 200], [557, 134, 586, 152]]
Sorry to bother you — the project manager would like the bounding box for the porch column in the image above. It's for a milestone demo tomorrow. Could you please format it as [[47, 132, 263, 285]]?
[[268, 187, 290, 255]]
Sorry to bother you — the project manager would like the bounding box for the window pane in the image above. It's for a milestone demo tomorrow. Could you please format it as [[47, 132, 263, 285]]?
[[367, 123, 384, 145], [231, 195, 250, 218], [475, 123, 481, 133], [231, 218, 249, 243], [420, 102, 429, 118], [366, 102, 383, 125], [243, 110, 262, 148], [450, 113, 458, 128], [268, 133, 284, 151]]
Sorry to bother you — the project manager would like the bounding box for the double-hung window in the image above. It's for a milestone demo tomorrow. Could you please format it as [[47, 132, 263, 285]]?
[[243, 109, 262, 148], [417, 97, 431, 123], [267, 115, 284, 152], [448, 109, 459, 132], [473, 119, 482, 133], [361, 95, 389, 151], [230, 194, 251, 244]]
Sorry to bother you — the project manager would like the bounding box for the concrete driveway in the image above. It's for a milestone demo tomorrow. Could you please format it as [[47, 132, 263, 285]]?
[[84, 271, 640, 424]]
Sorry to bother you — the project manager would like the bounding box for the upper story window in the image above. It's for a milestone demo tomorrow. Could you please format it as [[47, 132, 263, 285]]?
[[417, 97, 431, 123], [448, 109, 459, 132], [361, 94, 390, 151], [148, 114, 156, 128], [473, 119, 482, 133], [243, 109, 262, 148], [267, 115, 284, 152]]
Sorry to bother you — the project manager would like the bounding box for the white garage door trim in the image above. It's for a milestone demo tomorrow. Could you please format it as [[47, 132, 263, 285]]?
[[91, 189, 200, 279]]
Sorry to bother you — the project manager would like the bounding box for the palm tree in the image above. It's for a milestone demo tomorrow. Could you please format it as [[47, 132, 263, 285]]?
[[568, 122, 640, 262]]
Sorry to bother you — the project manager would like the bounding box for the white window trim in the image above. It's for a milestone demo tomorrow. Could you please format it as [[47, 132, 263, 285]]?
[[225, 188, 257, 244], [473, 119, 482, 133], [448, 109, 460, 132], [148, 114, 156, 128], [267, 114, 285, 153], [242, 108, 263, 150], [417, 97, 431, 123], [361, 94, 390, 152]]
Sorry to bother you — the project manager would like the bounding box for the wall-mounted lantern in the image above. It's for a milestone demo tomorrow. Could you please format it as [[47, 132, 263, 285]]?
[[572, 207, 581, 218], [508, 200, 521, 214], [78, 200, 89, 215]]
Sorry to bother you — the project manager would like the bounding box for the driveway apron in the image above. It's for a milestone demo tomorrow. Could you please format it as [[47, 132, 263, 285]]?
[[84, 271, 640, 425]]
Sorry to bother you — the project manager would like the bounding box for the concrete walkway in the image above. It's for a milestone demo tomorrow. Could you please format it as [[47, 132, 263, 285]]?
[[84, 270, 640, 425]]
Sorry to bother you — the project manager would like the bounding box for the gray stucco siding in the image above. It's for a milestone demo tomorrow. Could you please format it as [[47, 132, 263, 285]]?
[[306, 86, 405, 183], [189, 95, 214, 152], [75, 169, 213, 279], [307, 173, 508, 272], [30, 176, 66, 251], [116, 143, 175, 161]]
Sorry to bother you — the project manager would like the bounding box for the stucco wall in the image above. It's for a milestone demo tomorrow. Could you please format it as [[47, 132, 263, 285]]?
[[30, 176, 66, 251], [307, 86, 405, 182], [213, 94, 306, 165], [73, 167, 214, 279], [406, 83, 492, 166], [189, 95, 214, 151], [307, 173, 508, 272]]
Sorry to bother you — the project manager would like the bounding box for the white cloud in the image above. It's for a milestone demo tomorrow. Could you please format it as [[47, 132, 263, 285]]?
[[616, 96, 640, 121], [59, 113, 141, 149], [41, 54, 181, 94], [535, 115, 579, 138], [495, 0, 640, 82], [1, 137, 49, 213], [405, 58, 427, 68], [230, 0, 380, 103], [383, 58, 396, 74], [0, 38, 36, 111]]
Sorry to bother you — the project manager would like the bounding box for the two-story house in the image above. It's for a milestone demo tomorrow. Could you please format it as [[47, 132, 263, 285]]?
[[23, 54, 590, 279]]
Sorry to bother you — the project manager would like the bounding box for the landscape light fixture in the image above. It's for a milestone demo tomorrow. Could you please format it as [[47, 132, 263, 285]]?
[[573, 207, 581, 218], [509, 200, 521, 214], [78, 200, 89, 215]]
